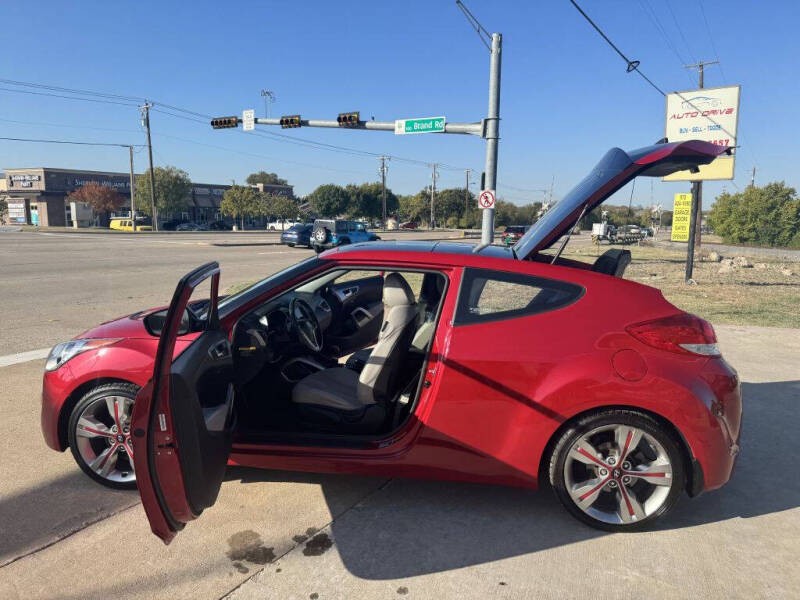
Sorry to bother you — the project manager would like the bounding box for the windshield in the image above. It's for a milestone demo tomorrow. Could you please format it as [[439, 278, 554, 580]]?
[[216, 256, 323, 316]]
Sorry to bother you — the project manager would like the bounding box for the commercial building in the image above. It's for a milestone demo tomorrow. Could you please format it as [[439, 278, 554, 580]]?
[[1, 167, 294, 227]]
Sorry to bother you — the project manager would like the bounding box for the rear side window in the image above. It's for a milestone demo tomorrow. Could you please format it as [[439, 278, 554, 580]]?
[[336, 221, 348, 233], [454, 268, 583, 325]]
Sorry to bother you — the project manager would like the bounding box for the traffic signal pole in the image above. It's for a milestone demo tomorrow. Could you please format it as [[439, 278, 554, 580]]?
[[481, 32, 502, 245], [214, 8, 502, 243]]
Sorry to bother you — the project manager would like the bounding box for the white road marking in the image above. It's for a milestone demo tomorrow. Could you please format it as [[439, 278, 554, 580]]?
[[0, 347, 51, 368]]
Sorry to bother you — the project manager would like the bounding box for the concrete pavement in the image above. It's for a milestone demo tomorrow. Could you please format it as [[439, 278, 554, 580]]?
[[1, 228, 799, 599], [0, 327, 797, 599]]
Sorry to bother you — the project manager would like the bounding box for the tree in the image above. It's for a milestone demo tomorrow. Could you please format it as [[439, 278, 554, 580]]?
[[221, 185, 259, 230], [0, 197, 7, 220], [345, 182, 398, 219], [307, 184, 350, 217], [134, 166, 191, 220], [246, 171, 288, 186], [708, 182, 800, 247], [265, 194, 299, 225], [67, 182, 125, 216]]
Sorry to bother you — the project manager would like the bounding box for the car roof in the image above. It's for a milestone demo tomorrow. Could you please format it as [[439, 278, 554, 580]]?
[[320, 240, 515, 267]]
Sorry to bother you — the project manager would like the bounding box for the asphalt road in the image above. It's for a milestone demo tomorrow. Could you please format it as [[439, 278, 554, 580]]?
[[0, 229, 462, 356], [0, 230, 798, 599]]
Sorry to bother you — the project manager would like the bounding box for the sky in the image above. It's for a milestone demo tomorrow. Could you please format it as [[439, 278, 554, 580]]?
[[2, 0, 798, 209]]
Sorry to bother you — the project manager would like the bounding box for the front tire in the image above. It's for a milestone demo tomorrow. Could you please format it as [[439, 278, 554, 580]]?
[[67, 382, 139, 490], [549, 409, 685, 531]]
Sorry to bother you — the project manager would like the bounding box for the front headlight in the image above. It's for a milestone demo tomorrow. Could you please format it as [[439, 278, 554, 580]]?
[[45, 338, 121, 372]]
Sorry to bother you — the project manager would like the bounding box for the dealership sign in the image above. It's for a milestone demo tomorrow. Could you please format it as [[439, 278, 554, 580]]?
[[664, 85, 740, 181], [671, 193, 693, 242]]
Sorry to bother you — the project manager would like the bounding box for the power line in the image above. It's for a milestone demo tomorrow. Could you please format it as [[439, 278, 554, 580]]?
[[697, 0, 727, 83], [664, 0, 697, 65], [568, 0, 667, 96], [0, 136, 141, 148], [636, 0, 695, 87], [0, 86, 139, 107], [2, 77, 478, 174]]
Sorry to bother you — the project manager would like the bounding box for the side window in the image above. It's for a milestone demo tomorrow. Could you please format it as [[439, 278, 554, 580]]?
[[356, 222, 366, 232], [336, 221, 348, 233], [454, 268, 583, 325]]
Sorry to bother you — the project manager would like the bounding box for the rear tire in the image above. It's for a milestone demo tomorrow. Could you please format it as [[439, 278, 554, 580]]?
[[68, 382, 139, 490], [549, 409, 685, 531]]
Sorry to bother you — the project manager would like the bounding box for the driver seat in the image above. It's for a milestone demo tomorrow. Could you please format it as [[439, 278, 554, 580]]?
[[291, 273, 418, 431]]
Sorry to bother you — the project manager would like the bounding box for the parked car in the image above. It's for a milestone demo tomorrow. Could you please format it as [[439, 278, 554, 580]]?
[[501, 225, 531, 246], [109, 218, 152, 232], [280, 223, 314, 247], [40, 140, 739, 538], [207, 221, 231, 231], [175, 222, 208, 231], [310, 219, 380, 252], [399, 220, 418, 230], [267, 219, 301, 231], [160, 219, 181, 231]]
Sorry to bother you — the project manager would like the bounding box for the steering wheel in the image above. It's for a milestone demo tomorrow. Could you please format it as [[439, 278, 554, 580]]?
[[289, 298, 323, 352]]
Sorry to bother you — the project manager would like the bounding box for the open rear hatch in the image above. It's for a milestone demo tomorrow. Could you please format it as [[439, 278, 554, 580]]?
[[513, 140, 731, 260]]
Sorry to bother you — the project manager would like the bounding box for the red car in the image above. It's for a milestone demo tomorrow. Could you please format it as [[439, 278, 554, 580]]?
[[41, 140, 740, 539]]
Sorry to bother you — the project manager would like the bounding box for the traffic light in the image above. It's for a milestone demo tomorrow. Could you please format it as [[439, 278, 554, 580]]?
[[211, 116, 240, 129], [280, 115, 301, 128], [337, 111, 360, 127]]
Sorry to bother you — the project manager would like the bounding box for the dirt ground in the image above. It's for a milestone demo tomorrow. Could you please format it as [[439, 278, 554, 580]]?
[[559, 242, 800, 328]]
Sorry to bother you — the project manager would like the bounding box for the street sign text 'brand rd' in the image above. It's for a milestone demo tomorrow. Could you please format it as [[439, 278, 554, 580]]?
[[394, 116, 446, 135]]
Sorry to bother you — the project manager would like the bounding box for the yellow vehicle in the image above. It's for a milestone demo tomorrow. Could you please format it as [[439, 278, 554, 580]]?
[[109, 218, 152, 232]]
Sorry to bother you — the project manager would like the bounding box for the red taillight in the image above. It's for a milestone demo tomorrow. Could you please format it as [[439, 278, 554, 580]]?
[[626, 313, 720, 357]]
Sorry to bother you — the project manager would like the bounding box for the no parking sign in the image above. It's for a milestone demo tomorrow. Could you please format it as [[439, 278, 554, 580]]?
[[478, 190, 496, 209]]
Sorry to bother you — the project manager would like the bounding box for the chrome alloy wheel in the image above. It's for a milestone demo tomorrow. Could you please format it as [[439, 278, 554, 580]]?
[[74, 395, 136, 484], [564, 424, 673, 525]]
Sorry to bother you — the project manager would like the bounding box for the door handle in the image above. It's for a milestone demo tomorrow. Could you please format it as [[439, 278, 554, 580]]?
[[208, 340, 231, 360]]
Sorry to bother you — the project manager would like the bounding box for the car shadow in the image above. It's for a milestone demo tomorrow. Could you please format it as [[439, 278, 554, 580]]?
[[226, 379, 800, 580], [0, 469, 138, 567]]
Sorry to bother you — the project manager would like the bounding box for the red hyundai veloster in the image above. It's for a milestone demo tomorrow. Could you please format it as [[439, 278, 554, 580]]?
[[41, 140, 741, 537]]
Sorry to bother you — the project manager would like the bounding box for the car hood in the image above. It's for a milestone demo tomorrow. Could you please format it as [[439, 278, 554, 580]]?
[[75, 308, 161, 340], [513, 140, 730, 259]]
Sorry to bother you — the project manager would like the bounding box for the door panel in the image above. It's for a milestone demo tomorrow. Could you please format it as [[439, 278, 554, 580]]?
[[327, 275, 384, 354], [131, 262, 235, 544]]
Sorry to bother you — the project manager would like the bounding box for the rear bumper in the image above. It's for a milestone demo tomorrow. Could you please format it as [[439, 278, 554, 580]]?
[[690, 357, 742, 492]]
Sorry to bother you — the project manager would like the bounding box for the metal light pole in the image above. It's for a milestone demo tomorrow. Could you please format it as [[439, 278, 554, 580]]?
[[261, 90, 275, 118], [481, 32, 502, 245]]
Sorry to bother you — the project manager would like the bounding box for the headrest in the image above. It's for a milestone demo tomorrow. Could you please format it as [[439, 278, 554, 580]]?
[[383, 273, 415, 307], [420, 273, 445, 303]]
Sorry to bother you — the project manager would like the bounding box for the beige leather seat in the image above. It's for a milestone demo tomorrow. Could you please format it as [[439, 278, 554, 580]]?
[[291, 273, 418, 431]]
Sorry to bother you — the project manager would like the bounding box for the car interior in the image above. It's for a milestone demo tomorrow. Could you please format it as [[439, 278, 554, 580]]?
[[229, 268, 447, 441]]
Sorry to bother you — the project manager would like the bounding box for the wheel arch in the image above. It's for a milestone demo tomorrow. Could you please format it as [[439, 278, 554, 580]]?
[[57, 377, 140, 451], [537, 404, 698, 496]]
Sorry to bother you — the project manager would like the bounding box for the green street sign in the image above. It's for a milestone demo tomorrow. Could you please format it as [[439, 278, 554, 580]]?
[[394, 116, 446, 135]]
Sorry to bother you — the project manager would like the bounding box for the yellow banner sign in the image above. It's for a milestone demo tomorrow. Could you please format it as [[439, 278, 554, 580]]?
[[671, 193, 693, 242]]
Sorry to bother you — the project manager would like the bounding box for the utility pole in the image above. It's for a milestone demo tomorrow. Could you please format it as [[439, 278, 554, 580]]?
[[140, 103, 158, 231], [683, 60, 717, 282], [378, 156, 390, 230], [750, 166, 756, 187], [465, 169, 473, 226], [128, 145, 136, 233], [430, 164, 438, 230]]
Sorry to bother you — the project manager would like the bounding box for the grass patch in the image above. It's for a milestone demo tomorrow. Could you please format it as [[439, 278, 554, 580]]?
[[558, 243, 800, 328]]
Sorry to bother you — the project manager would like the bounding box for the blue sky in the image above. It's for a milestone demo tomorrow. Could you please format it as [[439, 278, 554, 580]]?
[[2, 0, 798, 208]]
